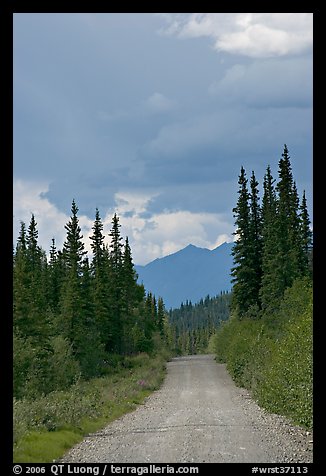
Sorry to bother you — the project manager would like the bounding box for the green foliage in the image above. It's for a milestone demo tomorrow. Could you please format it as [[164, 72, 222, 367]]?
[[13, 352, 168, 462], [231, 166, 253, 314], [45, 336, 81, 392], [13, 200, 173, 463], [257, 315, 312, 427], [13, 332, 41, 399], [13, 202, 170, 402], [169, 292, 231, 355], [213, 277, 312, 428], [232, 146, 312, 316], [299, 191, 313, 276], [13, 430, 82, 464]]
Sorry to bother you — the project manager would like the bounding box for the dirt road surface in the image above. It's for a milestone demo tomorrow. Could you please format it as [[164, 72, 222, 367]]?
[[61, 355, 313, 463]]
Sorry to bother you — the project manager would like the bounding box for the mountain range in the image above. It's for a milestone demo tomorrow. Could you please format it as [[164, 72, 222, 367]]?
[[135, 242, 234, 309]]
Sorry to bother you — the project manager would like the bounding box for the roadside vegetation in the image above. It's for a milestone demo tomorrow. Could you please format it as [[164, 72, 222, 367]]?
[[212, 145, 313, 429], [168, 292, 231, 355], [13, 203, 173, 462], [211, 277, 312, 428], [14, 348, 171, 463]]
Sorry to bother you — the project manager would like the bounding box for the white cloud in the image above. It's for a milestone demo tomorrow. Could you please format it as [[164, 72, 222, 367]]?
[[208, 57, 312, 108], [13, 178, 94, 255], [146, 92, 176, 114], [159, 13, 313, 58], [142, 113, 221, 159], [111, 191, 234, 264], [96, 93, 176, 124], [113, 191, 154, 215], [13, 180, 234, 266], [141, 105, 312, 163]]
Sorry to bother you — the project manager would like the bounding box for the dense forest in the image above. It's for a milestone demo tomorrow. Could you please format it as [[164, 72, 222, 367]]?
[[169, 292, 231, 354], [13, 143, 313, 461], [13, 203, 168, 400], [231, 143, 312, 315], [213, 144, 313, 428]]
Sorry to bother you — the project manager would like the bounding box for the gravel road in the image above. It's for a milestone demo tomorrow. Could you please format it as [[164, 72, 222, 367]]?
[[61, 355, 313, 463]]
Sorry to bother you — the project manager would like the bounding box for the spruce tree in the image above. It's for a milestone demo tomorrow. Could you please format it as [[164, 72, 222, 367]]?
[[100, 243, 115, 352], [23, 215, 48, 339], [16, 221, 27, 252], [13, 222, 29, 333], [122, 237, 139, 311], [259, 147, 311, 311], [231, 166, 252, 316], [259, 165, 282, 311], [47, 238, 61, 313], [59, 200, 86, 344], [109, 213, 123, 272], [77, 257, 104, 377], [121, 237, 139, 353], [62, 199, 86, 273], [90, 208, 109, 345], [107, 213, 124, 353], [157, 297, 165, 336], [248, 170, 263, 310], [143, 292, 155, 351], [289, 180, 303, 280], [90, 208, 105, 272], [299, 190, 313, 275], [276, 144, 301, 290], [26, 214, 40, 272]]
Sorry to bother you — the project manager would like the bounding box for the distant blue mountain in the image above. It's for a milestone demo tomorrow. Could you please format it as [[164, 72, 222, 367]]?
[[135, 242, 234, 309]]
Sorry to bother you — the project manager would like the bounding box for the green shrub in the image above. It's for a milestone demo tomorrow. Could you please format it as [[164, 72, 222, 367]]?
[[13, 333, 43, 399], [214, 277, 313, 429], [255, 296, 312, 428], [13, 350, 168, 462], [46, 336, 81, 392], [13, 382, 102, 441]]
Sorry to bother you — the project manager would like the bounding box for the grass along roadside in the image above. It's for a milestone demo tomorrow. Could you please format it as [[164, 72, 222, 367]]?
[[14, 352, 168, 463]]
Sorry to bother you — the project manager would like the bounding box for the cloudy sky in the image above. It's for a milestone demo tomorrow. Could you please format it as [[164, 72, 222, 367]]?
[[13, 13, 313, 265]]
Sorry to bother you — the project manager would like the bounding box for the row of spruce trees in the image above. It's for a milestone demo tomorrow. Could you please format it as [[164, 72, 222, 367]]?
[[13, 201, 166, 398], [231, 144, 312, 317], [169, 292, 231, 354]]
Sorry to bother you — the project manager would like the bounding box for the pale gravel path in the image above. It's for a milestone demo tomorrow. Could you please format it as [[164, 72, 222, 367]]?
[[61, 355, 313, 463]]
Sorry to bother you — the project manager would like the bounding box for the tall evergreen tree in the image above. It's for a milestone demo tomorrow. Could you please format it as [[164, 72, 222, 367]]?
[[26, 214, 41, 273], [120, 237, 141, 353], [49, 238, 57, 264], [276, 144, 301, 290], [259, 165, 282, 311], [90, 208, 110, 345], [107, 213, 124, 353], [289, 180, 303, 279], [142, 292, 155, 352], [16, 221, 27, 253], [13, 222, 29, 332], [157, 297, 165, 336], [299, 190, 313, 275], [62, 199, 86, 273], [23, 215, 48, 339], [231, 167, 252, 316], [109, 213, 123, 271], [248, 170, 263, 310], [59, 200, 86, 344], [47, 238, 62, 313], [122, 237, 139, 311], [77, 257, 104, 377], [90, 208, 105, 272]]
